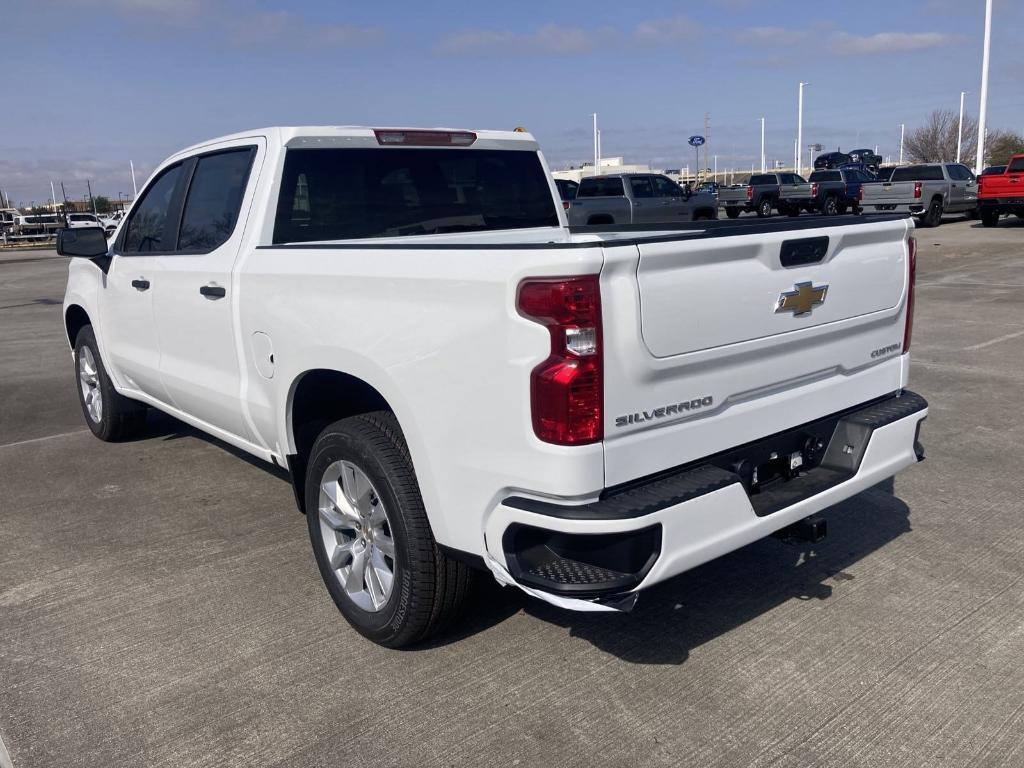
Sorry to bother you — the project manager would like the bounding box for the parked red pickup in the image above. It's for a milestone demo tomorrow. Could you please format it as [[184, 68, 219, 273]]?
[[979, 154, 1024, 227]]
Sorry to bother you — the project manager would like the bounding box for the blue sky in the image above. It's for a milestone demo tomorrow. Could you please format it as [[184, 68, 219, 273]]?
[[2, 0, 1022, 205]]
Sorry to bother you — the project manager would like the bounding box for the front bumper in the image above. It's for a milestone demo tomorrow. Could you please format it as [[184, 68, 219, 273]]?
[[484, 391, 928, 611]]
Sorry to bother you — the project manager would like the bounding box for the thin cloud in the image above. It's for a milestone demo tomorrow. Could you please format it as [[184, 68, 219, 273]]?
[[735, 26, 809, 47], [831, 31, 955, 55], [633, 16, 702, 45], [437, 24, 611, 56], [231, 11, 384, 49]]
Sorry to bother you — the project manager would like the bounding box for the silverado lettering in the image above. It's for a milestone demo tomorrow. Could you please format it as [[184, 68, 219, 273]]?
[[615, 396, 715, 427]]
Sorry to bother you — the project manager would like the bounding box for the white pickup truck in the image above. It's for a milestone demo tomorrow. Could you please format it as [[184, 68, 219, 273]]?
[[60, 126, 927, 647]]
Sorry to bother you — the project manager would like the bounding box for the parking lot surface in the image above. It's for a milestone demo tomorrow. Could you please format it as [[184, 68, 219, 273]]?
[[2, 217, 1023, 768]]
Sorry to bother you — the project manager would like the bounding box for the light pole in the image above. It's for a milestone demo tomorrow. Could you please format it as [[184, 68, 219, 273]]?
[[760, 117, 765, 173], [899, 124, 905, 165], [592, 113, 598, 176], [796, 82, 807, 176], [130, 161, 138, 198], [975, 0, 993, 174], [956, 91, 967, 163]]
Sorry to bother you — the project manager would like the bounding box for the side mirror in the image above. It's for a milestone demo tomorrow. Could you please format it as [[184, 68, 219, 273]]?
[[57, 227, 109, 257]]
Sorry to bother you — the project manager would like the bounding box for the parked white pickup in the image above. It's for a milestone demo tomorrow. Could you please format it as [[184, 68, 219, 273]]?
[[61, 126, 927, 647]]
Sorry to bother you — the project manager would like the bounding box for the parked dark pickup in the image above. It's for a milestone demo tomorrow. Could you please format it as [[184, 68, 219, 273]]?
[[718, 172, 808, 218], [779, 167, 875, 216]]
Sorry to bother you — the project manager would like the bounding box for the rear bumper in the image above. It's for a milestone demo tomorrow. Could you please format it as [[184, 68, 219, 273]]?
[[867, 202, 925, 214], [980, 197, 1024, 209], [484, 391, 927, 611]]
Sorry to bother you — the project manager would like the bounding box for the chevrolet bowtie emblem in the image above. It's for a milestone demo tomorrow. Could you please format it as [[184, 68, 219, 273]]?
[[776, 282, 828, 316]]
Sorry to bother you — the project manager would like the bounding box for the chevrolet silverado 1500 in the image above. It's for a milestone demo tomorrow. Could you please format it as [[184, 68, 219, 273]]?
[[60, 126, 927, 647], [860, 162, 978, 227], [566, 173, 717, 225]]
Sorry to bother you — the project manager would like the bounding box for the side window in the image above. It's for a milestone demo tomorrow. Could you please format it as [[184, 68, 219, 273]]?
[[630, 177, 654, 198], [178, 148, 255, 252], [651, 176, 679, 197], [122, 164, 184, 253]]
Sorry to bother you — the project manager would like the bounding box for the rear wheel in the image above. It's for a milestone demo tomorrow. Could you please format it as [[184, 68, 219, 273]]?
[[980, 208, 1000, 228], [305, 411, 474, 648], [921, 198, 944, 228], [73, 325, 147, 441], [821, 196, 838, 216], [756, 198, 773, 218], [725, 207, 740, 219]]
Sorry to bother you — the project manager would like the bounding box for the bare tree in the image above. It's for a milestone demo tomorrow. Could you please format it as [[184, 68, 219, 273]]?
[[904, 109, 978, 164]]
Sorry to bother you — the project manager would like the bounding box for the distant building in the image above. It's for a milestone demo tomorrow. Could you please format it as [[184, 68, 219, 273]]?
[[552, 157, 652, 183]]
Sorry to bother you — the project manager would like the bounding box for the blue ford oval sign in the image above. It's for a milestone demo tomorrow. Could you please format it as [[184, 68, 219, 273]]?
[[688, 135, 705, 147]]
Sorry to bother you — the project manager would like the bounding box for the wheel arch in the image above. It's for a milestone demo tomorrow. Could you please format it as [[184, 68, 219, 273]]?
[[285, 368, 397, 514], [64, 304, 92, 348]]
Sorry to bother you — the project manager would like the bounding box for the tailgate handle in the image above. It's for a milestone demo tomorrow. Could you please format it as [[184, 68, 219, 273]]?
[[780, 236, 829, 268]]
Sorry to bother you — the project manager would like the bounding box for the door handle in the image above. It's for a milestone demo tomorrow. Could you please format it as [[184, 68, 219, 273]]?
[[199, 284, 226, 299], [131, 278, 150, 291]]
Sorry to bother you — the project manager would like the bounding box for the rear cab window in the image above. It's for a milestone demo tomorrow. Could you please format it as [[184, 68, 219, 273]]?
[[892, 166, 944, 182], [577, 177, 626, 198], [749, 175, 775, 186], [809, 171, 841, 182], [1007, 157, 1024, 173], [273, 147, 558, 243]]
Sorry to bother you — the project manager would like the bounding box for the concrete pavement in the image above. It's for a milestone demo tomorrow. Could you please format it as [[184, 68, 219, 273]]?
[[1, 217, 1023, 767]]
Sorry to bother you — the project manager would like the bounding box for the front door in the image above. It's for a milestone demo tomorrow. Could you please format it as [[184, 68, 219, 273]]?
[[152, 141, 262, 440], [100, 162, 186, 404], [651, 175, 690, 221]]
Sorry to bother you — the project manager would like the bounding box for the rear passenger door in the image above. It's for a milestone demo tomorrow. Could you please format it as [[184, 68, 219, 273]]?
[[628, 176, 659, 222], [151, 139, 263, 439]]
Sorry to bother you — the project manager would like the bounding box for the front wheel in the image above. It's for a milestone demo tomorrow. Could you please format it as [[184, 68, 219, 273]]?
[[74, 325, 147, 441], [305, 412, 474, 647], [980, 208, 1000, 228]]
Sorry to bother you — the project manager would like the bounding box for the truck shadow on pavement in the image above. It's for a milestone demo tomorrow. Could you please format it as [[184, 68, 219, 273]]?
[[446, 482, 910, 665], [141, 412, 910, 665]]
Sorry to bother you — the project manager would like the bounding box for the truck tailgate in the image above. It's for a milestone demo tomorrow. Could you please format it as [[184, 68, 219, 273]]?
[[600, 216, 913, 485], [718, 188, 748, 204], [779, 182, 812, 201], [861, 181, 917, 205]]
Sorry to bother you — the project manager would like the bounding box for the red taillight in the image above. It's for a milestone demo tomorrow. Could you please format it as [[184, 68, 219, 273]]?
[[562, 200, 571, 210], [517, 276, 603, 445], [811, 183, 819, 197], [913, 181, 922, 199], [373, 129, 477, 147], [903, 237, 916, 353], [858, 185, 864, 201], [745, 186, 753, 200]]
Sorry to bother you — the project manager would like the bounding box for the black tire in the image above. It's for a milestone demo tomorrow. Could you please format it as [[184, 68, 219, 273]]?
[[921, 198, 943, 228], [980, 208, 1000, 228], [73, 325, 147, 441], [820, 196, 838, 216], [836, 203, 849, 215], [305, 411, 474, 648], [756, 198, 773, 218], [725, 207, 740, 219], [965, 206, 978, 220], [785, 204, 801, 217]]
